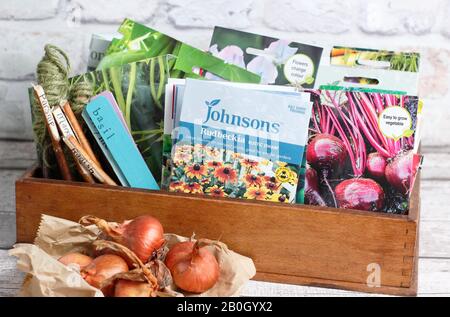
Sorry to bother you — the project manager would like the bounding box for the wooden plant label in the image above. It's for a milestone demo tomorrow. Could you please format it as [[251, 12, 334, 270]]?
[[33, 85, 60, 142], [53, 106, 76, 139], [63, 136, 117, 186]]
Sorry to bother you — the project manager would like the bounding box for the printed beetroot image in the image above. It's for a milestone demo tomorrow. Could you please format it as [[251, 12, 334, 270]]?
[[305, 90, 421, 214]]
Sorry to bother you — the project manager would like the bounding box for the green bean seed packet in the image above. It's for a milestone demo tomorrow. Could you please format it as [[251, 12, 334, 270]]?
[[96, 19, 262, 186]]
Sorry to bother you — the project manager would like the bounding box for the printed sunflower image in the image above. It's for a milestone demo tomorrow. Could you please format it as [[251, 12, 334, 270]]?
[[169, 144, 299, 203], [214, 165, 238, 183], [185, 163, 207, 179], [205, 185, 228, 198]]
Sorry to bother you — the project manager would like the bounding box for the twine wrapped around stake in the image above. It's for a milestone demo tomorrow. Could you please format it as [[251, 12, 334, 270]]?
[[32, 44, 94, 176]]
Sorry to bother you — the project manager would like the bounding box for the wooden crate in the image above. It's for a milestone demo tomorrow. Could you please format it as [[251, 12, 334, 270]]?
[[15, 165, 420, 296]]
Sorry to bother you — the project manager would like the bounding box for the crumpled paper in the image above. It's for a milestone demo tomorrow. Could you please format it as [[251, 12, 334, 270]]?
[[9, 214, 256, 297]]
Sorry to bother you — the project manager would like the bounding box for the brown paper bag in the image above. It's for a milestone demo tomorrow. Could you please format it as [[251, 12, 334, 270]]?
[[9, 215, 256, 297]]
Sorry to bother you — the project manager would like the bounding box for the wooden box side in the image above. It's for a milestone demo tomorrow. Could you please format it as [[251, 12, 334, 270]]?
[[15, 167, 419, 296]]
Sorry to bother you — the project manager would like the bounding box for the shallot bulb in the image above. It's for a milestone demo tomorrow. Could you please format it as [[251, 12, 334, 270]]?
[[82, 254, 129, 293], [165, 241, 220, 293], [114, 280, 153, 297], [80, 215, 165, 263], [91, 240, 159, 292], [58, 252, 93, 270]]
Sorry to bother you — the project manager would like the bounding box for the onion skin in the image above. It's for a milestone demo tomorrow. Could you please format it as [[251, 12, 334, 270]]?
[[306, 134, 347, 178], [304, 167, 326, 206], [118, 216, 164, 263], [81, 215, 165, 263], [385, 150, 413, 195], [114, 280, 152, 297], [335, 178, 385, 211], [82, 254, 129, 294], [366, 152, 387, 180], [165, 241, 220, 293], [58, 252, 93, 269]]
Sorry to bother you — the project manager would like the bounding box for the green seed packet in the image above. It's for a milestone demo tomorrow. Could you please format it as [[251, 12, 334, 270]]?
[[97, 19, 262, 187], [97, 19, 180, 71]]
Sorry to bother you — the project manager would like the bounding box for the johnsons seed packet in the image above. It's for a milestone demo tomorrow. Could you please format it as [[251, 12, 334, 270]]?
[[168, 79, 312, 203]]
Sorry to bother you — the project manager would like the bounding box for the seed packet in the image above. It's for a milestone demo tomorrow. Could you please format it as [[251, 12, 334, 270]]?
[[87, 34, 117, 72], [96, 18, 180, 71], [305, 89, 421, 214], [168, 79, 312, 203], [161, 79, 311, 190], [316, 46, 420, 95], [209, 27, 323, 87], [314, 47, 423, 213]]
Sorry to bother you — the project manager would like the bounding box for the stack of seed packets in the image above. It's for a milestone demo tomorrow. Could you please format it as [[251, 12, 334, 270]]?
[[165, 79, 312, 203]]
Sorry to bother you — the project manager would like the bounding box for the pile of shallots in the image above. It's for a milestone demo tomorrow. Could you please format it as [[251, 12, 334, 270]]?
[[58, 215, 220, 297]]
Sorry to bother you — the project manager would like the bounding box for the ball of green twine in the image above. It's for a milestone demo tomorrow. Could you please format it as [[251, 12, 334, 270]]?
[[33, 44, 70, 146]]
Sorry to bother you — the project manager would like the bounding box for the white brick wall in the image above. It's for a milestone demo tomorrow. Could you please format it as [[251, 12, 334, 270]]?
[[0, 0, 59, 20], [0, 0, 449, 147]]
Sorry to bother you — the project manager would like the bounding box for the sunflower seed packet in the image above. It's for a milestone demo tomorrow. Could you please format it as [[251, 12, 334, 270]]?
[[168, 79, 312, 203]]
